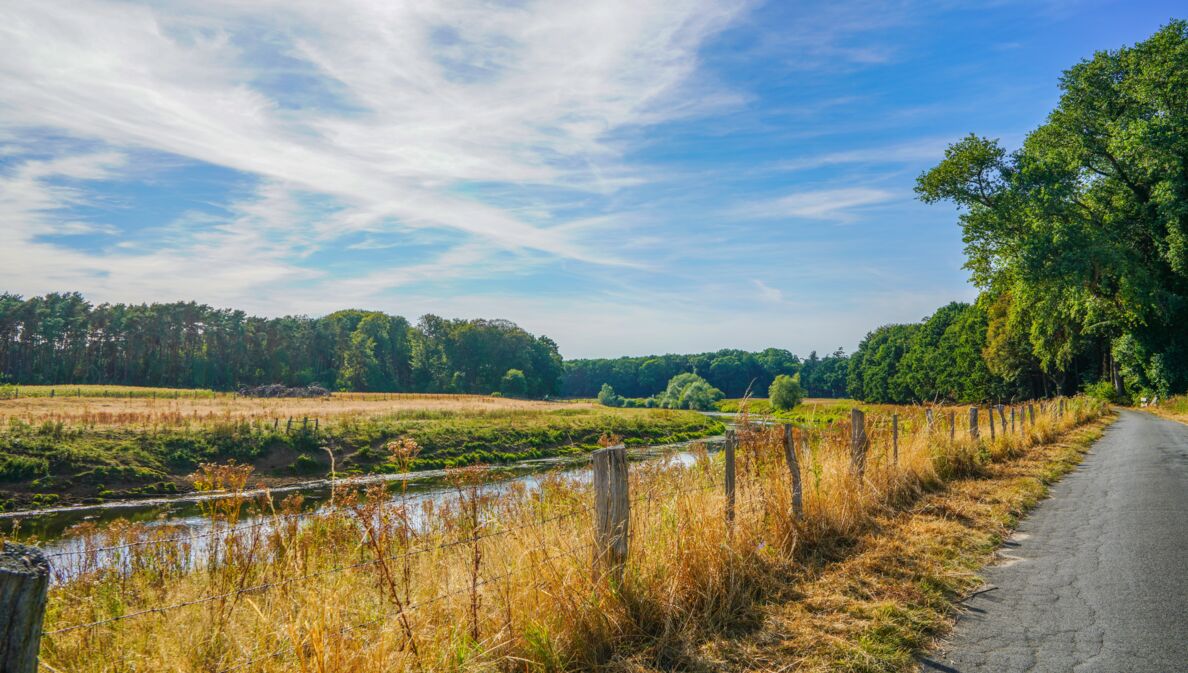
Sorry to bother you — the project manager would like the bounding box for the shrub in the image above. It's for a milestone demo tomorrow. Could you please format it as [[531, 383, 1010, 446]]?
[[597, 383, 623, 407], [500, 369, 528, 398], [656, 373, 723, 411], [1082, 379, 1129, 405], [769, 374, 805, 411]]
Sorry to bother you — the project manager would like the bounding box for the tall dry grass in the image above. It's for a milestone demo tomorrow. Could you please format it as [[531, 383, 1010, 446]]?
[[34, 397, 1106, 672], [0, 390, 591, 429]]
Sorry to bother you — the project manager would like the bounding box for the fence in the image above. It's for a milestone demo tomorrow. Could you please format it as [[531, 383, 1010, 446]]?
[[1, 397, 1085, 673]]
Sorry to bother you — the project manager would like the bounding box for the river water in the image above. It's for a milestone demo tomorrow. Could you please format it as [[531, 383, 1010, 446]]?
[[1, 434, 727, 560]]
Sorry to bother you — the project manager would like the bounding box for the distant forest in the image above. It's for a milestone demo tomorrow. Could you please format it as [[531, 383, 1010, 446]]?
[[562, 349, 848, 399], [0, 292, 562, 397]]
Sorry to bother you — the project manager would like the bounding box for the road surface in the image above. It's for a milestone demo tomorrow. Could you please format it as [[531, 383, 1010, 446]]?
[[920, 409, 1188, 672]]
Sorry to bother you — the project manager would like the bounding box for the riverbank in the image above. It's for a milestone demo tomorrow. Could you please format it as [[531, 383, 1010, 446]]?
[[0, 389, 722, 510]]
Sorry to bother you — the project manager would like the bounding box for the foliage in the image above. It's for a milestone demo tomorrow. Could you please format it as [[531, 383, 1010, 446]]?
[[0, 293, 562, 398], [498, 369, 527, 398], [656, 372, 724, 410], [917, 21, 1188, 398], [563, 347, 806, 398], [768, 374, 804, 411], [597, 383, 623, 407]]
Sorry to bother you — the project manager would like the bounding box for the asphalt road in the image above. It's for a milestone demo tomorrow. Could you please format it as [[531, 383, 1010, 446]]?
[[920, 410, 1188, 673]]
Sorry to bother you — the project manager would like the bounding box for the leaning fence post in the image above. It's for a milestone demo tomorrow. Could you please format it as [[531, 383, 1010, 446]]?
[[892, 413, 899, 465], [592, 445, 629, 585], [969, 406, 979, 439], [724, 429, 736, 533], [1, 543, 50, 673], [783, 425, 803, 520], [997, 405, 1007, 435], [850, 409, 868, 479]]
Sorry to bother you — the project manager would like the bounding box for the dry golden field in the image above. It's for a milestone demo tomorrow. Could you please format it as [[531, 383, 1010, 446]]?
[[30, 397, 1108, 673]]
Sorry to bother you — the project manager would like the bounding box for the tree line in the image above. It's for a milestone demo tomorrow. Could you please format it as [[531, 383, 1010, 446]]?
[[562, 347, 849, 400], [0, 292, 562, 397]]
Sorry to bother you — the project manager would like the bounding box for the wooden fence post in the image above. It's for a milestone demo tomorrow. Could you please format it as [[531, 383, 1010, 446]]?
[[892, 413, 899, 465], [724, 430, 736, 533], [988, 407, 996, 440], [969, 406, 979, 439], [1, 543, 50, 673], [925, 408, 934, 431], [949, 410, 956, 441], [592, 445, 629, 585], [850, 409, 868, 479], [783, 425, 803, 521], [997, 405, 1007, 435], [1059, 398, 1065, 418], [1010, 406, 1016, 433], [1029, 403, 1036, 426]]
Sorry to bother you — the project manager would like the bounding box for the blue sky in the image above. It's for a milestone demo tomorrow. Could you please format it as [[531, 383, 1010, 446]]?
[[0, 0, 1181, 358]]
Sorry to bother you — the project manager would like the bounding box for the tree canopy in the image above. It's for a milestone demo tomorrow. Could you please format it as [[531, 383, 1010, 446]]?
[[0, 292, 562, 397], [916, 21, 1188, 398]]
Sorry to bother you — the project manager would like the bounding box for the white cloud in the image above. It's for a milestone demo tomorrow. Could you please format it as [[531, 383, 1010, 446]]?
[[0, 0, 750, 270], [736, 187, 897, 222], [752, 279, 784, 303]]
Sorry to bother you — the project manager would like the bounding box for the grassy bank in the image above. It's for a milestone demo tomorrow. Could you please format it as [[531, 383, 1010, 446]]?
[[0, 388, 722, 510], [30, 396, 1107, 672]]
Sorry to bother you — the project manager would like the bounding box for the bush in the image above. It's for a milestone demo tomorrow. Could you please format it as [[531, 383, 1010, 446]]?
[[656, 373, 723, 411], [769, 374, 805, 411], [500, 369, 528, 398], [1082, 380, 1129, 405], [597, 383, 624, 407]]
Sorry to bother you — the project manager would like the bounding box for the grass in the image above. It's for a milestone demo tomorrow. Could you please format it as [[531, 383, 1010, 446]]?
[[0, 387, 722, 510], [25, 396, 1109, 673]]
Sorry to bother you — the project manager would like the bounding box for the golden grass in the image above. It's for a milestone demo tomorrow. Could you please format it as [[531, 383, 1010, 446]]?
[[0, 389, 593, 428], [33, 397, 1107, 672]]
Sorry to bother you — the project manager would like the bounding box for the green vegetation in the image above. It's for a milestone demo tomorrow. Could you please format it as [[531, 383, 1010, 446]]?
[[564, 348, 808, 398], [0, 405, 722, 509], [0, 293, 562, 397], [768, 373, 804, 411], [654, 372, 724, 410], [908, 21, 1188, 403]]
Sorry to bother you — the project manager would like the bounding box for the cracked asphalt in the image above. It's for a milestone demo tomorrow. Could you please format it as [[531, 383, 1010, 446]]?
[[920, 410, 1188, 673]]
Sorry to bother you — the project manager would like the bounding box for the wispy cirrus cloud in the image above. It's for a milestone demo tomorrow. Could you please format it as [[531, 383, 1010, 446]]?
[[733, 187, 897, 222], [0, 0, 751, 288]]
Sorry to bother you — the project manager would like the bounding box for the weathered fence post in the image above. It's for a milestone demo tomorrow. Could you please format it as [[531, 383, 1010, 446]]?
[[988, 407, 996, 440], [925, 408, 934, 431], [783, 425, 803, 520], [892, 413, 899, 465], [724, 429, 736, 533], [969, 406, 979, 439], [1059, 398, 1065, 418], [1029, 403, 1036, 426], [592, 445, 629, 585], [949, 410, 956, 441], [997, 405, 1007, 435], [1, 543, 50, 673], [850, 409, 868, 479], [286, 417, 293, 433]]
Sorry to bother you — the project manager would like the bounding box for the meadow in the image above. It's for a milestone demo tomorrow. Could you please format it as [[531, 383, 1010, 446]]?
[[24, 396, 1108, 672], [0, 387, 721, 510]]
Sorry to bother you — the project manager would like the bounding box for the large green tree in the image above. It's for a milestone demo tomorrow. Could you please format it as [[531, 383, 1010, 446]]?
[[917, 21, 1188, 396]]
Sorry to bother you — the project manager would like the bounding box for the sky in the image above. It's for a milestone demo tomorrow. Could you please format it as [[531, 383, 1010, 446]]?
[[0, 1, 1182, 359]]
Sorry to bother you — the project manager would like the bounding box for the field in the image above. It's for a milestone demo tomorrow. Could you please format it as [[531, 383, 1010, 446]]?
[[0, 387, 722, 510], [25, 396, 1109, 672]]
